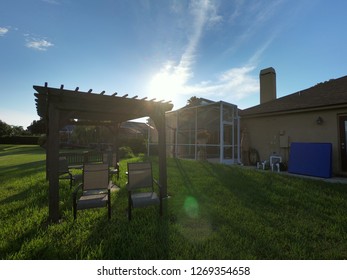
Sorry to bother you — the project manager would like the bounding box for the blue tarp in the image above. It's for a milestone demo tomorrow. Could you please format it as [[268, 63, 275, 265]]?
[[288, 142, 332, 178]]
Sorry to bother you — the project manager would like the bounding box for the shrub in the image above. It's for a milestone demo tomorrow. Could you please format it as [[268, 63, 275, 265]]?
[[119, 146, 134, 159], [119, 138, 146, 154]]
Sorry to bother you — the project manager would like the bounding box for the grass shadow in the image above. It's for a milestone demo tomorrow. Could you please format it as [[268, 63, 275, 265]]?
[[54, 156, 171, 260], [0, 145, 45, 157], [197, 161, 347, 259], [2, 150, 347, 259], [0, 160, 46, 181]]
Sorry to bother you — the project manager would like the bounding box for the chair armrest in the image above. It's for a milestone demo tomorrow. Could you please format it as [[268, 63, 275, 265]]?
[[108, 181, 115, 190], [72, 183, 83, 199], [153, 179, 162, 189]]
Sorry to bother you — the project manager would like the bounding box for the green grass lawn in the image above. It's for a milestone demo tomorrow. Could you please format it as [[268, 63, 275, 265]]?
[[0, 144, 347, 259]]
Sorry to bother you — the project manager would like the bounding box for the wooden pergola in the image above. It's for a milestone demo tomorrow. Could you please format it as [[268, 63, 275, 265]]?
[[34, 83, 173, 222]]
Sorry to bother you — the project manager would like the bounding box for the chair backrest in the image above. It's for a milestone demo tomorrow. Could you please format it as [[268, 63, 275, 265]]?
[[127, 162, 153, 191], [58, 157, 69, 174], [83, 163, 109, 191]]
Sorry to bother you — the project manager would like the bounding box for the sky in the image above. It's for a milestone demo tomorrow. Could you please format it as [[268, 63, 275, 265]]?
[[1, 0, 347, 129]]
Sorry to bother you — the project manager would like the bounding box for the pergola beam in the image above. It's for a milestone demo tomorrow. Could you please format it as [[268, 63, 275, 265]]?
[[150, 110, 168, 197], [47, 103, 60, 222]]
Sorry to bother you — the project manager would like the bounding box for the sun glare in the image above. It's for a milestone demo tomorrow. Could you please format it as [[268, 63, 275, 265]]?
[[148, 63, 186, 102]]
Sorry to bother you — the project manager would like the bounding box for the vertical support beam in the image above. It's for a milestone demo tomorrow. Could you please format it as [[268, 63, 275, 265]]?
[[47, 104, 60, 222], [111, 123, 120, 166], [175, 111, 178, 158], [194, 107, 198, 160], [237, 116, 241, 164], [147, 124, 150, 157], [116, 124, 120, 157], [151, 110, 168, 198], [106, 124, 119, 154], [232, 113, 235, 163], [220, 102, 224, 163]]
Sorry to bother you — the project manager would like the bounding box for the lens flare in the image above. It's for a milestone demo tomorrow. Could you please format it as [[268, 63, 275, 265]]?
[[184, 196, 199, 218]]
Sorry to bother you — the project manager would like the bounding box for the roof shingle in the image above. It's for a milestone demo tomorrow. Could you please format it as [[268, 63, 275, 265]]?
[[240, 75, 347, 116]]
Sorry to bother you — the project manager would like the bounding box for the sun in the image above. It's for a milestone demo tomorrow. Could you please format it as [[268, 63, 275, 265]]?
[[148, 63, 185, 102], [148, 74, 176, 101]]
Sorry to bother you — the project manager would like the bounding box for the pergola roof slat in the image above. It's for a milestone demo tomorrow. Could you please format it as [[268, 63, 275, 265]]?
[[34, 85, 172, 124]]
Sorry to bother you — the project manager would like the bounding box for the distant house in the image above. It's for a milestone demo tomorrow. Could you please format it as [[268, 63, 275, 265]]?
[[240, 68, 347, 175], [59, 125, 74, 144], [120, 121, 148, 139]]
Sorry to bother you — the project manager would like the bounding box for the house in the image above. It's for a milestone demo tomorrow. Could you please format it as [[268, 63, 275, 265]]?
[[147, 67, 347, 176], [240, 68, 347, 176]]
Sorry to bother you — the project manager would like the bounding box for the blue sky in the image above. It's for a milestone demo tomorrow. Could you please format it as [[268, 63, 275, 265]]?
[[1, 0, 347, 128]]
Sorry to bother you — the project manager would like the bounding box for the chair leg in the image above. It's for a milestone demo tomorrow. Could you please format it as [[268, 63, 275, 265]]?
[[72, 193, 77, 220], [128, 192, 132, 221], [73, 203, 77, 220], [108, 202, 111, 220], [108, 190, 111, 220], [69, 173, 73, 189], [159, 199, 163, 217]]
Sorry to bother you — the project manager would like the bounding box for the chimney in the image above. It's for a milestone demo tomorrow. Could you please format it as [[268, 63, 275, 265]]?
[[260, 67, 276, 104]]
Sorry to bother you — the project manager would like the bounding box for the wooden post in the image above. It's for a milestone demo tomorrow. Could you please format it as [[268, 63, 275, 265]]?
[[47, 104, 60, 222], [111, 124, 120, 163], [152, 111, 168, 198], [106, 123, 120, 163]]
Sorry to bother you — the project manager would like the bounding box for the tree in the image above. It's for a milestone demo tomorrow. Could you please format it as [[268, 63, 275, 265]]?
[[70, 125, 98, 146], [10, 125, 26, 136], [0, 120, 11, 137], [0, 120, 27, 136], [186, 96, 201, 107], [27, 119, 46, 135]]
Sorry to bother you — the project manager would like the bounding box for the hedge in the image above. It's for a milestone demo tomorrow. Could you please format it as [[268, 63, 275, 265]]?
[[0, 136, 40, 145]]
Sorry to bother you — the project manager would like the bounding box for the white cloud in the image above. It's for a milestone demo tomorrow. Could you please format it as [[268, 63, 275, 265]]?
[[147, 0, 284, 109], [148, 0, 221, 101], [26, 38, 54, 51], [0, 27, 9, 36], [225, 0, 285, 56], [213, 66, 259, 99]]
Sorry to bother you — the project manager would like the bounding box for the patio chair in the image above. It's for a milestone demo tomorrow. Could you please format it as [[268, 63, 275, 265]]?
[[72, 163, 112, 220], [126, 162, 162, 221], [59, 156, 76, 188]]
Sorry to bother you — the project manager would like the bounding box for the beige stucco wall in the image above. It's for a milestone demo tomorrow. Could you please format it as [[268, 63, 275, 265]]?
[[241, 108, 347, 175]]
